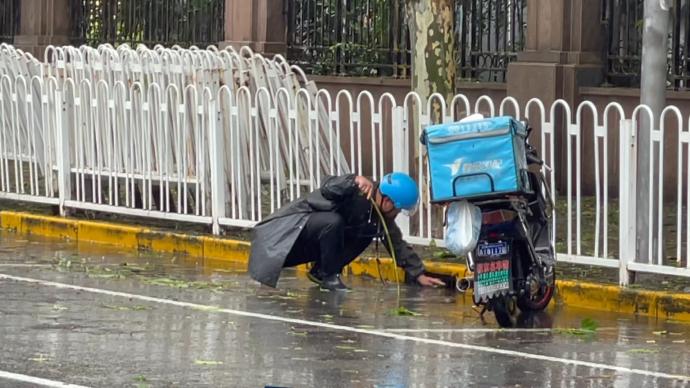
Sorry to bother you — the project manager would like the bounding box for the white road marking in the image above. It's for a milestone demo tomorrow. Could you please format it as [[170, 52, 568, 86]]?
[[0, 370, 89, 388], [386, 328, 568, 333], [0, 264, 52, 268], [2, 273, 689, 382], [382, 327, 619, 334]]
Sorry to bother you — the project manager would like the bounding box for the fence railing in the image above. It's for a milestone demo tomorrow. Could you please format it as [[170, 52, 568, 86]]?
[[286, 0, 410, 77], [285, 0, 526, 82], [0, 0, 19, 44], [2, 43, 690, 285], [604, 0, 690, 90], [69, 0, 225, 48], [458, 0, 526, 83]]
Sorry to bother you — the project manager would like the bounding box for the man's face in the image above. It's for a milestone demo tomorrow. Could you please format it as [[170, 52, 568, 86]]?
[[381, 195, 400, 219]]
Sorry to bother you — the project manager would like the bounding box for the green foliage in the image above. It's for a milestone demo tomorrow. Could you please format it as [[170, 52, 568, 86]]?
[[75, 0, 224, 47], [194, 359, 223, 366], [289, 0, 525, 80], [555, 318, 599, 338], [580, 317, 599, 332], [290, 0, 406, 77], [389, 306, 422, 316]]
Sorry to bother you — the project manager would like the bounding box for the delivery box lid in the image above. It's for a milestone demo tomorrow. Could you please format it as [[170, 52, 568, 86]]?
[[422, 116, 526, 145]]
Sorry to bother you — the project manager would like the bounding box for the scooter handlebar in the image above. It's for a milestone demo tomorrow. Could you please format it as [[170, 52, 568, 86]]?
[[526, 153, 543, 166]]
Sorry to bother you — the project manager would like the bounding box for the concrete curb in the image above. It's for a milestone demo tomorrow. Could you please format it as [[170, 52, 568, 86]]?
[[1, 210, 689, 323]]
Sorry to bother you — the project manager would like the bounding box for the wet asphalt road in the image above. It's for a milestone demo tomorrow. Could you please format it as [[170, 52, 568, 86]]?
[[1, 233, 690, 388]]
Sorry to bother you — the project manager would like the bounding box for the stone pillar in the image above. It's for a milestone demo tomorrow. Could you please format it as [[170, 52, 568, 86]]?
[[14, 0, 72, 59], [221, 0, 286, 56], [507, 0, 605, 191], [507, 0, 604, 107]]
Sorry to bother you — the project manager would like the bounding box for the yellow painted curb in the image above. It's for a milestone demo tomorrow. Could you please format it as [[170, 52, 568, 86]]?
[[139, 230, 204, 257], [23, 214, 78, 240], [0, 211, 78, 240], [202, 237, 251, 262], [556, 280, 690, 322], [657, 293, 690, 322], [556, 281, 643, 316], [0, 211, 23, 232], [347, 257, 405, 281], [77, 220, 141, 249], [2, 210, 690, 322]]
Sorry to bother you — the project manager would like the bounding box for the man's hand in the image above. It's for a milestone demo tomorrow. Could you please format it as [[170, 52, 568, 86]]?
[[417, 274, 446, 288], [355, 175, 374, 199]]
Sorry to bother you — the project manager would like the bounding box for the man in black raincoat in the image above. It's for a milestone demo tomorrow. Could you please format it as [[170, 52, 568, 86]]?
[[248, 173, 446, 290]]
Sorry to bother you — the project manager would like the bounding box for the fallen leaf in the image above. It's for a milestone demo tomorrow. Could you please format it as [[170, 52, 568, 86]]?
[[28, 354, 50, 362], [389, 306, 421, 316], [554, 328, 596, 337], [652, 330, 668, 336], [193, 305, 222, 312], [273, 295, 296, 300], [580, 318, 598, 332], [133, 375, 147, 382], [627, 349, 659, 354], [145, 278, 189, 288], [194, 360, 223, 366], [101, 304, 149, 311]]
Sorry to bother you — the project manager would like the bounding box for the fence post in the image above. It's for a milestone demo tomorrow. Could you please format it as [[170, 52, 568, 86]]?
[[14, 0, 71, 59], [391, 106, 410, 236], [208, 94, 226, 235], [54, 88, 71, 216], [507, 0, 605, 194], [618, 118, 636, 286], [221, 0, 286, 56]]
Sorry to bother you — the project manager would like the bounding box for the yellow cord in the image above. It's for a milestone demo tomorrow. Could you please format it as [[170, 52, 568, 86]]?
[[370, 198, 402, 306]]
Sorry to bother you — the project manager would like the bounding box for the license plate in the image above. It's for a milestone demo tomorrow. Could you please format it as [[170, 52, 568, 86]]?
[[476, 242, 509, 257], [474, 258, 511, 303]]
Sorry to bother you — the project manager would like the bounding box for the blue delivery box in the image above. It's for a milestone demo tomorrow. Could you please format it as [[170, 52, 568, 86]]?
[[421, 116, 531, 202]]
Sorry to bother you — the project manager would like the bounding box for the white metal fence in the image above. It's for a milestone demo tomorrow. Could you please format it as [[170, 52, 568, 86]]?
[[1, 43, 689, 284]]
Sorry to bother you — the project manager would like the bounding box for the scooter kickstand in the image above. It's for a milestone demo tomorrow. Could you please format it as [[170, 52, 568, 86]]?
[[473, 304, 489, 323]]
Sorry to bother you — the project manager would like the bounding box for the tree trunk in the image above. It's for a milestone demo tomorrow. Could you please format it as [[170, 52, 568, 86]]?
[[405, 0, 455, 240], [405, 0, 456, 118], [638, 0, 670, 265]]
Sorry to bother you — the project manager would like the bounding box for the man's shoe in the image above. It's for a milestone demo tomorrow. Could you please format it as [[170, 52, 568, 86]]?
[[306, 266, 323, 285], [319, 274, 349, 291]]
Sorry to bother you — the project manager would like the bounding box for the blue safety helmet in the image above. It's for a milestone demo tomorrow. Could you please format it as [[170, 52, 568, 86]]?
[[379, 172, 419, 214]]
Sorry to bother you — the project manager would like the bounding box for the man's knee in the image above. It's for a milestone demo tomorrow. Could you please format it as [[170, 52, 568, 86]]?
[[308, 212, 344, 237]]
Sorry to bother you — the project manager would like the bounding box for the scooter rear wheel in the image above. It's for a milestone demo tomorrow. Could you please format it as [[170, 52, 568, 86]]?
[[491, 295, 518, 328], [518, 265, 555, 311]]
